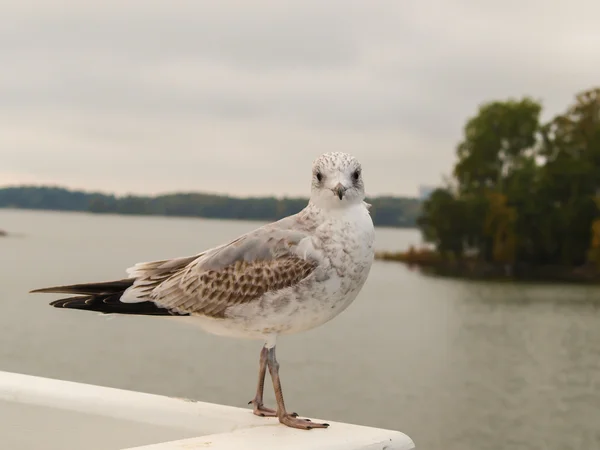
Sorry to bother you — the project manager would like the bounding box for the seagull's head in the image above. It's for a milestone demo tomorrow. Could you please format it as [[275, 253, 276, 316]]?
[[309, 152, 366, 210]]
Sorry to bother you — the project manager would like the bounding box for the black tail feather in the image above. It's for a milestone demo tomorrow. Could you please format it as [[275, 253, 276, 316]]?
[[31, 279, 189, 316], [30, 279, 134, 295]]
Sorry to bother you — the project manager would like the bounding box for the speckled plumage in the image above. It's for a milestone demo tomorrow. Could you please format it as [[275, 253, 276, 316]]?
[[34, 152, 375, 344], [31, 152, 375, 430]]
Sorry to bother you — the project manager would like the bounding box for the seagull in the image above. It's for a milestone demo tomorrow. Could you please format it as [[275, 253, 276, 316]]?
[[30, 151, 375, 430]]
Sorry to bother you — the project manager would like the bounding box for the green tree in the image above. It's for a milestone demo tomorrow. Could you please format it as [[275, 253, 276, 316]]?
[[418, 188, 466, 257], [418, 86, 600, 276], [454, 98, 542, 195], [538, 87, 600, 265], [484, 192, 517, 264], [588, 197, 600, 268]]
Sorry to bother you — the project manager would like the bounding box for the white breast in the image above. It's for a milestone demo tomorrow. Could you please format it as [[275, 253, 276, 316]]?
[[187, 203, 375, 341], [319, 203, 375, 306]]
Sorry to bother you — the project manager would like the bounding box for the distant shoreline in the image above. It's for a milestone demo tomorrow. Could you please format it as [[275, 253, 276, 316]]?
[[1, 205, 421, 230], [0, 185, 422, 229], [0, 206, 420, 229]]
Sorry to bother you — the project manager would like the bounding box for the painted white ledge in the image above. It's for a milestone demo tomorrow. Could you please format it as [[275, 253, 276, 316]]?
[[0, 370, 415, 450]]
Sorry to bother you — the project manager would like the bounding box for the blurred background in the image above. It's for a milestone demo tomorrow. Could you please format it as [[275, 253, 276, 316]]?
[[1, 1, 600, 449]]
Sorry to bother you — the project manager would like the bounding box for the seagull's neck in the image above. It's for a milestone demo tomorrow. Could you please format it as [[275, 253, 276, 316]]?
[[305, 200, 368, 221]]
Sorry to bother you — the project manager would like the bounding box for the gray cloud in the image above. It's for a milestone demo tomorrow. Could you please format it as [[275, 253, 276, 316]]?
[[1, 0, 599, 197]]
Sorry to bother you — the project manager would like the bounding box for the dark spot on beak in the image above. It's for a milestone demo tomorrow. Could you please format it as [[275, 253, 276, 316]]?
[[333, 183, 346, 200]]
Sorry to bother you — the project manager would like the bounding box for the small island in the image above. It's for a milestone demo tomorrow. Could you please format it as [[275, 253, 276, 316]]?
[[377, 86, 600, 284]]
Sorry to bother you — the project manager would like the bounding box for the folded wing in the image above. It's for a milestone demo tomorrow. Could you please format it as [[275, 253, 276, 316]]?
[[32, 226, 320, 318]]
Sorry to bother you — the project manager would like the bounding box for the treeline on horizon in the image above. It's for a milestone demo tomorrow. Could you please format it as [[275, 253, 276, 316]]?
[[417, 86, 600, 272], [0, 186, 422, 228]]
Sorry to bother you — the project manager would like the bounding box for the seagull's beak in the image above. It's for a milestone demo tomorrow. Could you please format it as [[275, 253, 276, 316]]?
[[332, 183, 347, 200]]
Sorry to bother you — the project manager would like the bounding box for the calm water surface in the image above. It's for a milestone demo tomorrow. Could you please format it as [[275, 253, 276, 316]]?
[[1, 209, 600, 449]]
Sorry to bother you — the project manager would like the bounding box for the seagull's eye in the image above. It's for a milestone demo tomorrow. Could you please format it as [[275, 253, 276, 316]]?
[[352, 170, 360, 181], [316, 172, 323, 182]]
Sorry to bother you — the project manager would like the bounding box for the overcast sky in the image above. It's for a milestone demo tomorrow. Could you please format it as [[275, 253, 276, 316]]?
[[1, 1, 599, 198]]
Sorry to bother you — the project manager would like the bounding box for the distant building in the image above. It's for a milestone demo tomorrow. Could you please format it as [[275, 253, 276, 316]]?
[[418, 185, 436, 200]]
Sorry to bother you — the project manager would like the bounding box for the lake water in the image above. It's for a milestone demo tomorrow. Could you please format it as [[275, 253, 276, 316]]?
[[1, 208, 600, 450]]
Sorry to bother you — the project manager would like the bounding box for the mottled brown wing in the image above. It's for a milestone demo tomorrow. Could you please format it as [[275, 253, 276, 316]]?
[[126, 227, 319, 318], [150, 255, 315, 317]]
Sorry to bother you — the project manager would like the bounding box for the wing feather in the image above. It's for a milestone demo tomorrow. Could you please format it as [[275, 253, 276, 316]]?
[[124, 225, 320, 318]]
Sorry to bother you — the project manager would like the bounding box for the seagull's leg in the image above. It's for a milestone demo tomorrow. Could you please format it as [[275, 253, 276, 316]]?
[[266, 345, 329, 430], [248, 345, 277, 417]]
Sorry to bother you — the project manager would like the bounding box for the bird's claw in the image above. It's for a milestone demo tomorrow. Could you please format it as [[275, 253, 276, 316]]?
[[248, 399, 277, 417], [279, 413, 329, 430]]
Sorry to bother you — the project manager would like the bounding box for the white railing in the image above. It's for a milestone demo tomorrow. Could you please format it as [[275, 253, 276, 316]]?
[[0, 370, 415, 449]]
